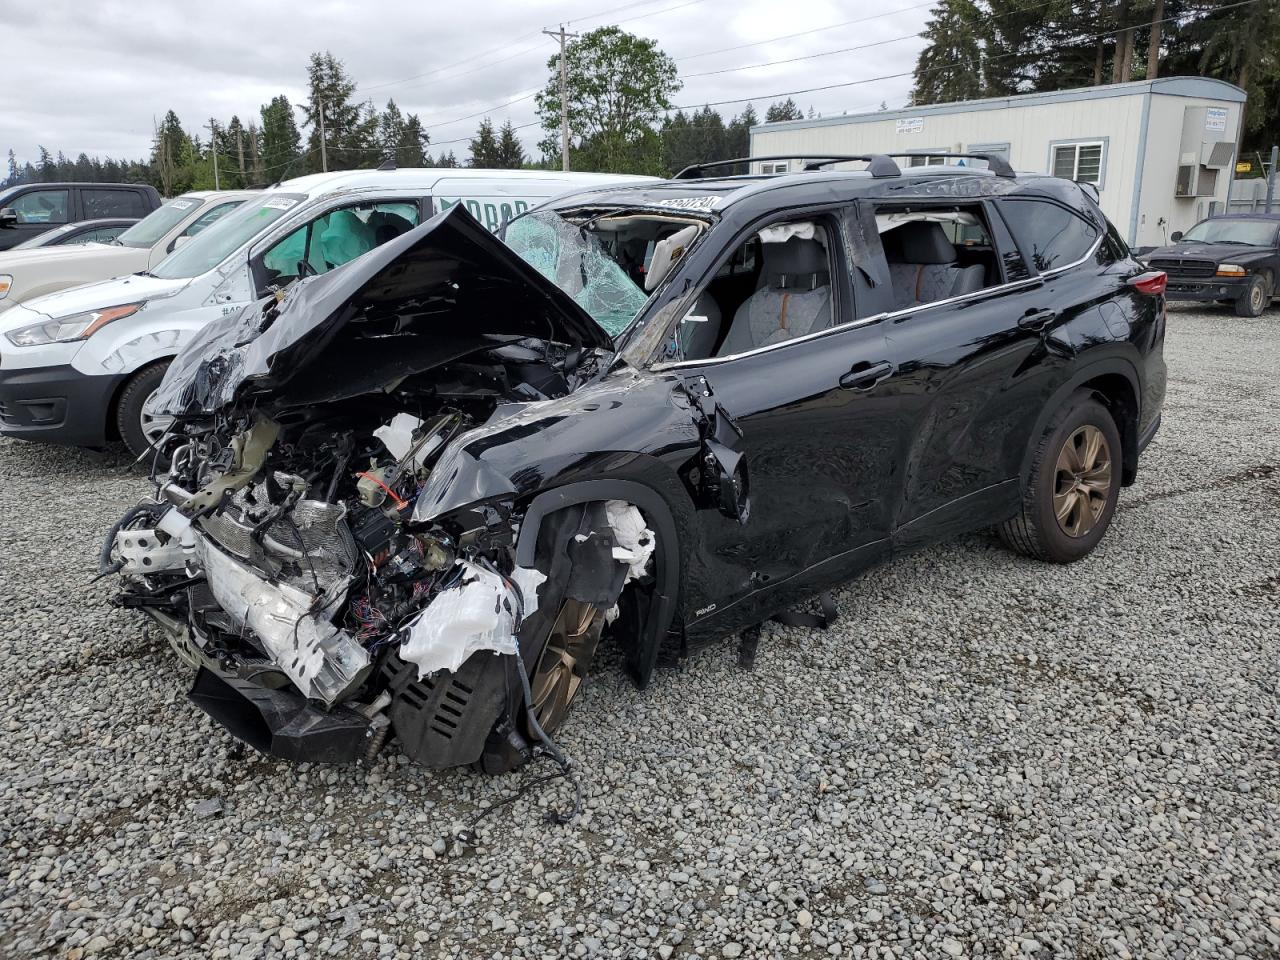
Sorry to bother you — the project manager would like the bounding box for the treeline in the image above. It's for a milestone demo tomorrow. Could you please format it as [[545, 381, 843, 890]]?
[[2, 35, 813, 192], [913, 0, 1280, 153]]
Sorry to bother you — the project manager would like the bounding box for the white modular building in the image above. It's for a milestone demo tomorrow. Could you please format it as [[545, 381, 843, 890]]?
[[749, 77, 1246, 249]]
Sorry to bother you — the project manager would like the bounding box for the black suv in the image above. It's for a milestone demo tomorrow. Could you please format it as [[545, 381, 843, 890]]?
[[104, 153, 1168, 775], [0, 182, 161, 250], [1145, 213, 1279, 316]]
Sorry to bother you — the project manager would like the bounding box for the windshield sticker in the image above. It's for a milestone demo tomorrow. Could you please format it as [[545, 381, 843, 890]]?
[[168, 199, 196, 210], [263, 197, 299, 211], [652, 196, 721, 213]]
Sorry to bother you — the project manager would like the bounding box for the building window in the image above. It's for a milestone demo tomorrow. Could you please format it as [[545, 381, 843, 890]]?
[[905, 150, 948, 167], [1050, 140, 1105, 186], [760, 161, 789, 174]]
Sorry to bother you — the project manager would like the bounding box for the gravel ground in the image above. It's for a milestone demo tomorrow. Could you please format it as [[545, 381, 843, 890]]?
[[1, 304, 1278, 960]]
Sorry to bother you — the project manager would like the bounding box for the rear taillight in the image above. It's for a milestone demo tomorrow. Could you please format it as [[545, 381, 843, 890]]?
[[1129, 271, 1167, 295]]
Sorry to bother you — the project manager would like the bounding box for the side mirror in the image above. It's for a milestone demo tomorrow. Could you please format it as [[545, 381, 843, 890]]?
[[1170, 231, 1183, 243], [0, 208, 17, 229]]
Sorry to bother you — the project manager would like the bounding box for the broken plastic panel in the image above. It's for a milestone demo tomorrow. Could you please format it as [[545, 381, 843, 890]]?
[[399, 562, 519, 679], [196, 536, 369, 704]]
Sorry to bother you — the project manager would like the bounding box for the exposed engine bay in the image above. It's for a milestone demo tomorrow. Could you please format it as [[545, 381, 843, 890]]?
[[103, 207, 663, 775]]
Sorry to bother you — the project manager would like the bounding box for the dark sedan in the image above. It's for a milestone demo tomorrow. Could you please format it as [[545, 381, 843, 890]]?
[[11, 218, 139, 249], [1146, 213, 1279, 317]]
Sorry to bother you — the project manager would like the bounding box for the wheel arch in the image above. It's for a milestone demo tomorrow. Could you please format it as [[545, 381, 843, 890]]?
[[515, 478, 683, 689], [105, 356, 174, 442], [1022, 358, 1142, 488]]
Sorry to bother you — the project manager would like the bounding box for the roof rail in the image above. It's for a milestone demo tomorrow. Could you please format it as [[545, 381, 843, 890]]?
[[885, 152, 1016, 178], [672, 154, 902, 180]]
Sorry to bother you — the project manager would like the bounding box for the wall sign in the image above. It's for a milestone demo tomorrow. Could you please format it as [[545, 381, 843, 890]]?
[[896, 117, 924, 134], [1205, 107, 1228, 132]]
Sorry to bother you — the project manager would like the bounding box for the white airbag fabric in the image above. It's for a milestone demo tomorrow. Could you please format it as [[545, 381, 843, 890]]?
[[400, 562, 519, 679], [605, 500, 655, 582]]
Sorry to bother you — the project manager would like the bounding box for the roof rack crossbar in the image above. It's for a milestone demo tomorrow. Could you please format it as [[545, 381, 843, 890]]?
[[884, 151, 1016, 178], [673, 154, 902, 180]]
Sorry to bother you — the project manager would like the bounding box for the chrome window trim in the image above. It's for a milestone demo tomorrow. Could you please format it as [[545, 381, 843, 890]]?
[[651, 230, 1102, 372]]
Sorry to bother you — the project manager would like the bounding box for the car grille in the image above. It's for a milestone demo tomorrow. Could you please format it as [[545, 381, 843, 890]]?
[[1148, 257, 1216, 280]]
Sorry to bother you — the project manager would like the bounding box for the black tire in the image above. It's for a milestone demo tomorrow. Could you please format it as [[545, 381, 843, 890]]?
[[999, 391, 1122, 564], [1234, 276, 1268, 318], [116, 361, 171, 461]]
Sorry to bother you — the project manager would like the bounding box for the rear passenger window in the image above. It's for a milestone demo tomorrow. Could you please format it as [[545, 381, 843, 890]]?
[[873, 204, 1000, 312], [84, 189, 148, 219], [998, 199, 1099, 272]]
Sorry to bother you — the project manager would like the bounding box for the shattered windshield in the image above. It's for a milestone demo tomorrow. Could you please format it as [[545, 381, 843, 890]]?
[[505, 209, 706, 337]]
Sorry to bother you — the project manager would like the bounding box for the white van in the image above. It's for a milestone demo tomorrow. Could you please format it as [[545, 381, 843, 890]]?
[[0, 190, 256, 312], [0, 168, 652, 456]]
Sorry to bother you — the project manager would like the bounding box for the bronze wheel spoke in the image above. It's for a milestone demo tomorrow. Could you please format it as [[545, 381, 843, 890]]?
[[1052, 424, 1113, 539], [528, 598, 604, 734]]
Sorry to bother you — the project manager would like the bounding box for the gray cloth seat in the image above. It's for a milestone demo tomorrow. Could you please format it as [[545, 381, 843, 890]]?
[[883, 221, 985, 311], [716, 237, 832, 356]]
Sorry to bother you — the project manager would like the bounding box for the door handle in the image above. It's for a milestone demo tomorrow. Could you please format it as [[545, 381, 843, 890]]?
[[840, 360, 894, 391], [1018, 309, 1057, 331]]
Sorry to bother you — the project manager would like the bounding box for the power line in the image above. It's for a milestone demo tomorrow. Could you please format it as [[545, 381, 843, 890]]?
[[681, 0, 1061, 80], [670, 0, 1263, 112], [674, 0, 939, 62]]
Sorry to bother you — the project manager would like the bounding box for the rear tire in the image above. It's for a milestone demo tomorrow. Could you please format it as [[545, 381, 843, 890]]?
[[999, 392, 1122, 564], [1234, 276, 1268, 317], [116, 362, 172, 462]]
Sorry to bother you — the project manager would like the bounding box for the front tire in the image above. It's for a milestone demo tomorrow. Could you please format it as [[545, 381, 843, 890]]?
[[116, 361, 172, 461], [999, 392, 1122, 564], [1234, 276, 1268, 317]]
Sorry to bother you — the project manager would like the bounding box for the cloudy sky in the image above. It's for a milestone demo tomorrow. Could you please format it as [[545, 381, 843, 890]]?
[[3, 0, 933, 166]]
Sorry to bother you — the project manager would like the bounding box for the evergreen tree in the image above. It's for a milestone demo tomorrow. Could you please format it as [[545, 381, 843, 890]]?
[[438, 150, 460, 168], [5, 149, 18, 187], [495, 120, 526, 168], [764, 99, 804, 123], [261, 95, 302, 182], [399, 114, 430, 166], [468, 118, 501, 168], [725, 105, 757, 160], [301, 51, 378, 172]]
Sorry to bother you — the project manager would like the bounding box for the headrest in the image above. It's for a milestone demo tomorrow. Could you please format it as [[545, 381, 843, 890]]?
[[762, 236, 829, 290], [884, 221, 957, 265]]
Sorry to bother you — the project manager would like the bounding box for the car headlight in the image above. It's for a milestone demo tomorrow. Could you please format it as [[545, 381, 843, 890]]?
[[4, 303, 142, 347], [0, 275, 12, 300], [1216, 263, 1248, 277]]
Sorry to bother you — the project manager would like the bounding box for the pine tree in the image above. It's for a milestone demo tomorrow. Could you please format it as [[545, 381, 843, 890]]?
[[495, 121, 526, 168], [261, 95, 302, 182], [764, 99, 804, 123], [302, 51, 378, 171], [468, 118, 500, 168]]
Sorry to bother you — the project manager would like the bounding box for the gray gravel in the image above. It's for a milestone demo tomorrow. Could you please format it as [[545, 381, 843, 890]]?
[[2, 304, 1278, 959]]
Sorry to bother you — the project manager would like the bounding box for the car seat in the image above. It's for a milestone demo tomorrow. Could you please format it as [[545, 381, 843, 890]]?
[[716, 236, 832, 356], [883, 221, 985, 310]]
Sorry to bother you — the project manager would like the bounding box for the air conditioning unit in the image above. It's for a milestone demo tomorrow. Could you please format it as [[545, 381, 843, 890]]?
[[1175, 163, 1218, 198]]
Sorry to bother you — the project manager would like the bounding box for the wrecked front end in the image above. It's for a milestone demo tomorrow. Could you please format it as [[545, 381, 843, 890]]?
[[102, 207, 659, 772]]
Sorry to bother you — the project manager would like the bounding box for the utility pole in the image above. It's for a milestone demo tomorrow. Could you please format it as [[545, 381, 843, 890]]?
[[318, 99, 328, 173], [205, 118, 220, 190], [543, 25, 578, 171], [1266, 144, 1278, 213]]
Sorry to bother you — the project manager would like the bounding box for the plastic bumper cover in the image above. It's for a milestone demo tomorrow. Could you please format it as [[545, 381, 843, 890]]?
[[0, 364, 123, 446]]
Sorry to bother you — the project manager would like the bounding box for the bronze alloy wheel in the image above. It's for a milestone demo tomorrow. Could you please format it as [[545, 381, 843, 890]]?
[[1053, 424, 1113, 538], [529, 599, 604, 733]]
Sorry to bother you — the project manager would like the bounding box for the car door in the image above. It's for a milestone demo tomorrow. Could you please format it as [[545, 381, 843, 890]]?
[[862, 197, 1069, 548], [0, 187, 72, 249], [248, 197, 425, 296], [664, 209, 904, 637]]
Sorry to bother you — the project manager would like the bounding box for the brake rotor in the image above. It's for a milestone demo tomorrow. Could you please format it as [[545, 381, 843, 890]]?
[[529, 598, 604, 733]]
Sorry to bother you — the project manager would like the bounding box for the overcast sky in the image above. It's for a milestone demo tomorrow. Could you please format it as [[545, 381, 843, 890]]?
[[3, 0, 932, 166]]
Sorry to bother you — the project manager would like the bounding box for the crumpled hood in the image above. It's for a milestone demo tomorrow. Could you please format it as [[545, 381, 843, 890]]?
[[149, 205, 613, 417], [11, 271, 189, 321]]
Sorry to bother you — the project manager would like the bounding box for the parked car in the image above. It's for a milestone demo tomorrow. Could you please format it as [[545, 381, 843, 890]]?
[[0, 168, 653, 457], [0, 191, 254, 313], [0, 182, 161, 250], [1145, 213, 1279, 316], [12, 218, 139, 249], [101, 153, 1167, 775]]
